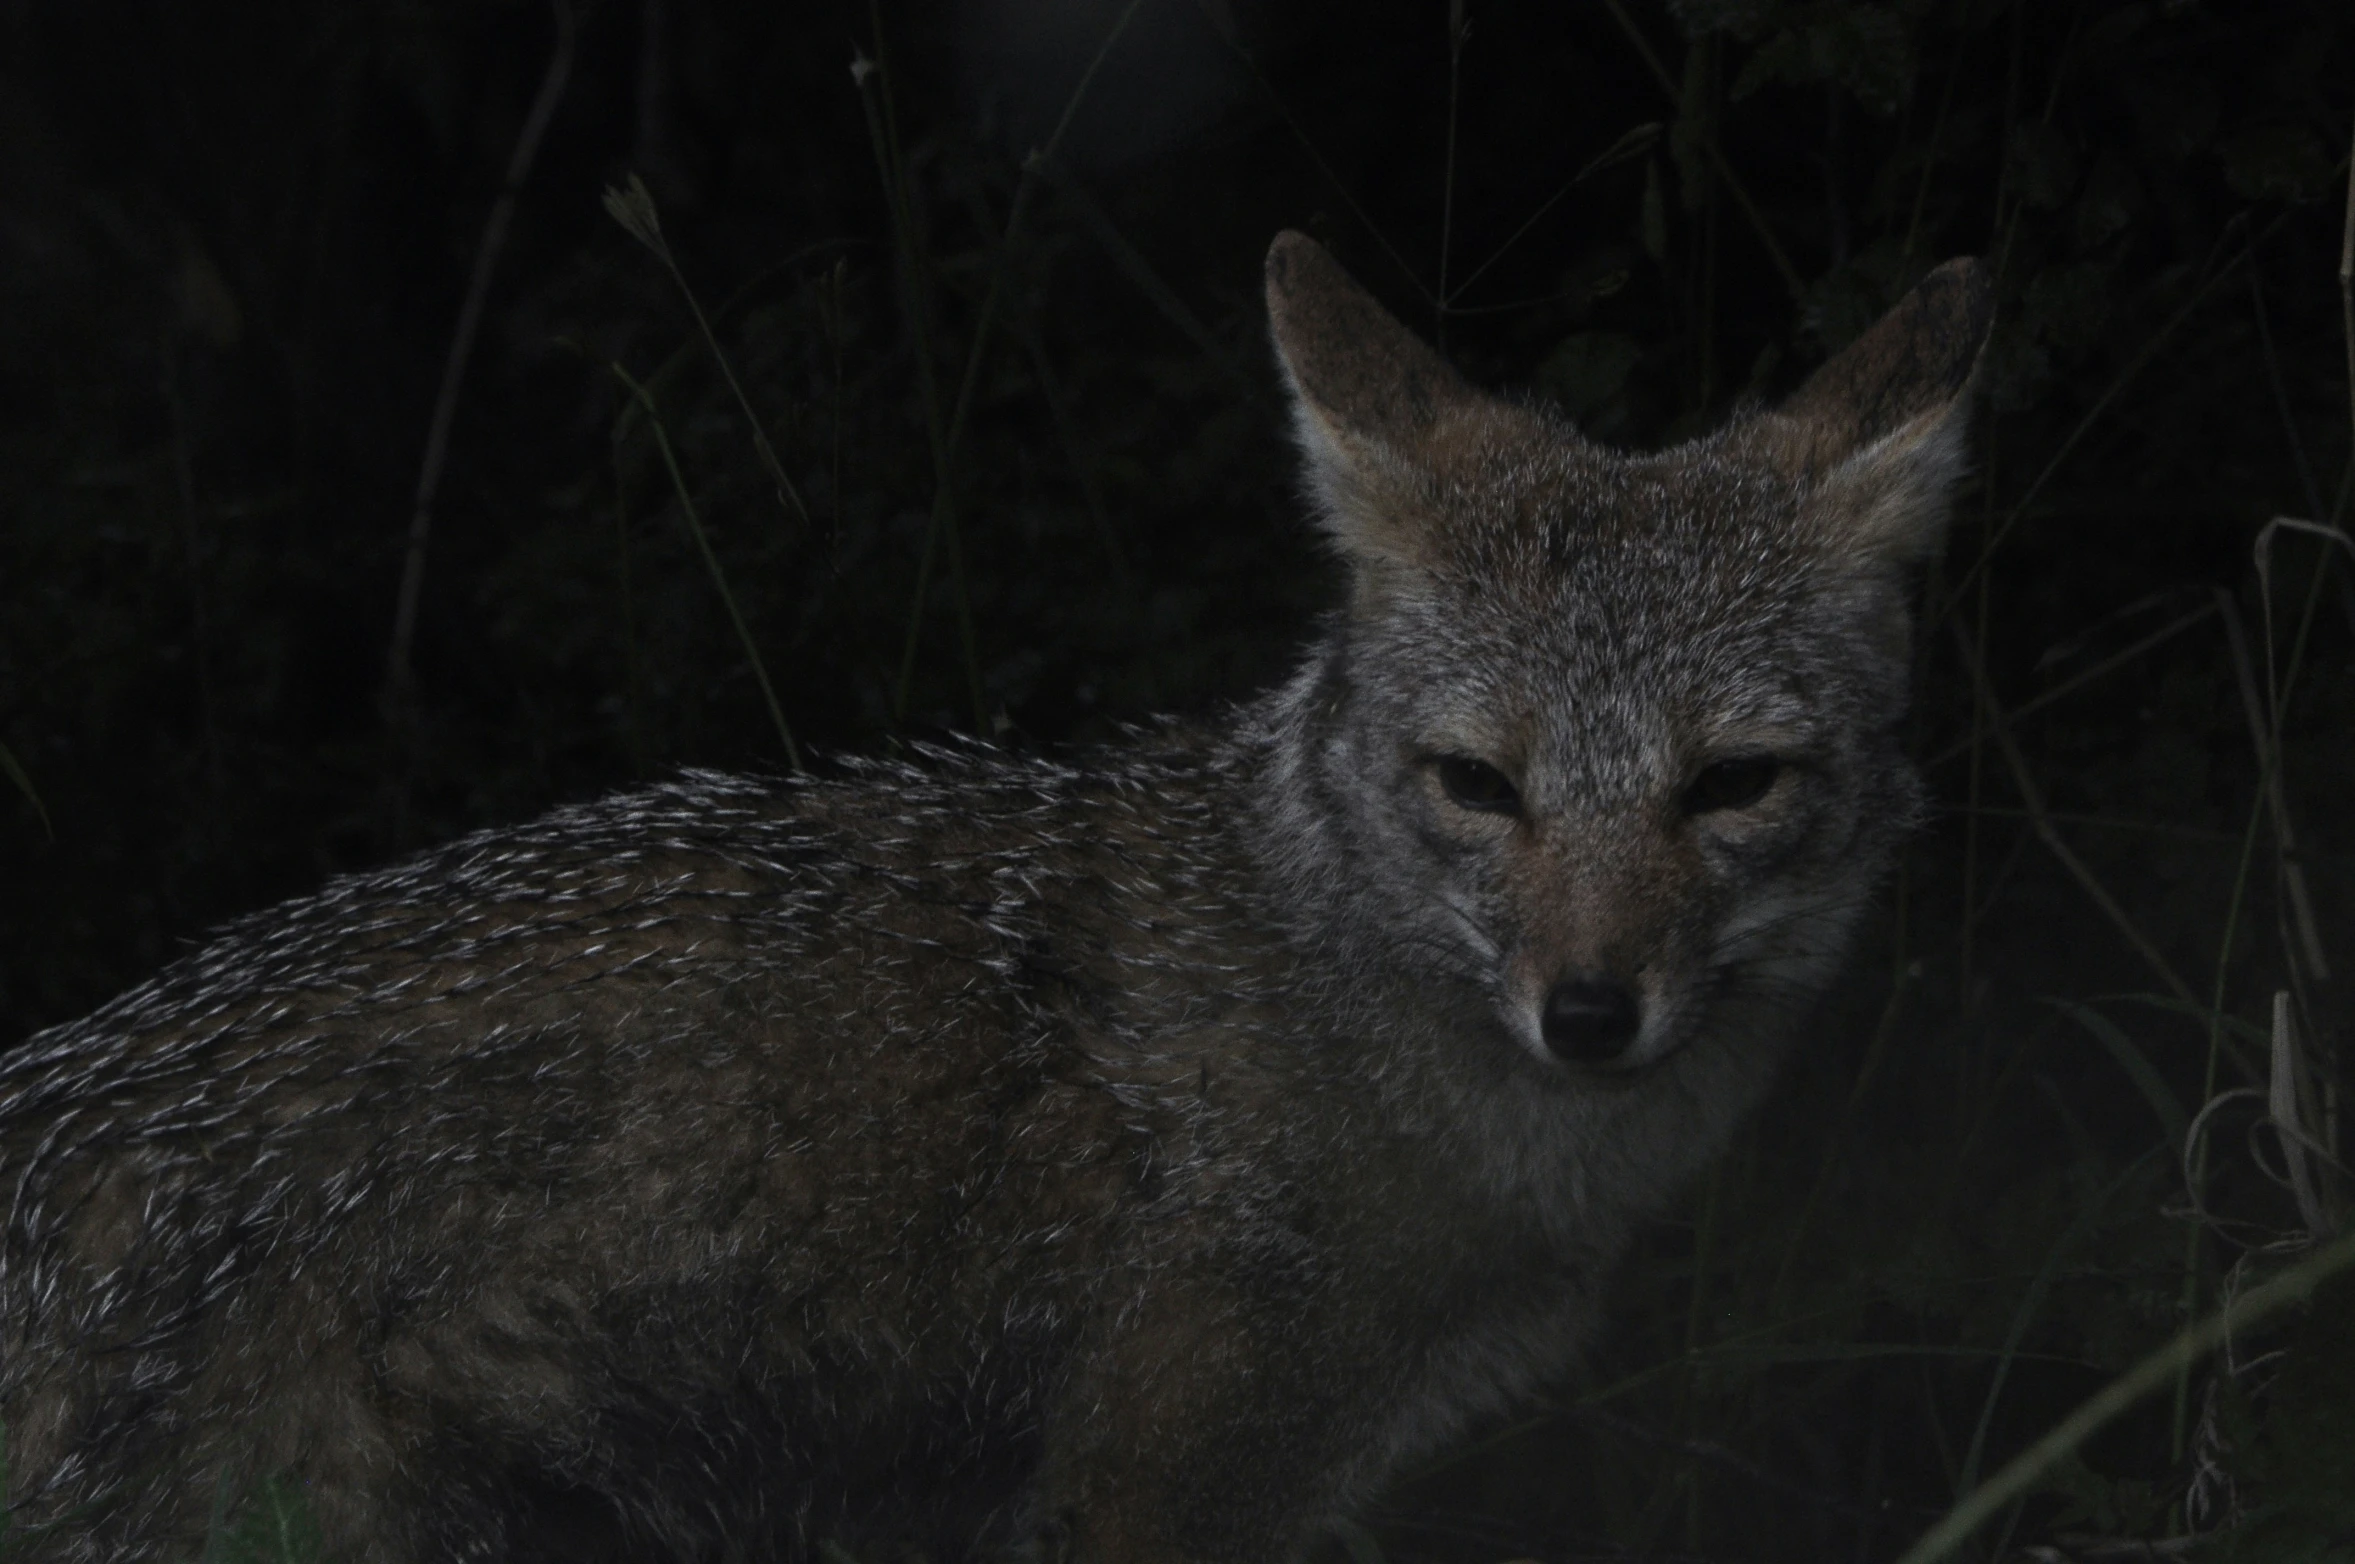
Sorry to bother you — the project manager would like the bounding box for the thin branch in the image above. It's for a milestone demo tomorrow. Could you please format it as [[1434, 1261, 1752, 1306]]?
[[1190, 5, 1430, 304], [863, 0, 1148, 730], [1444, 120, 1659, 307], [1949, 619, 2199, 1011], [1017, 328, 1128, 584], [1437, 0, 1468, 346], [855, 15, 979, 732], [1039, 159, 1261, 400], [1593, 0, 1805, 301], [1924, 599, 2219, 768]]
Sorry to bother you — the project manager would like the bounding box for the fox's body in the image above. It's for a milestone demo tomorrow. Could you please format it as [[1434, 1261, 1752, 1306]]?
[[0, 235, 1990, 1562]]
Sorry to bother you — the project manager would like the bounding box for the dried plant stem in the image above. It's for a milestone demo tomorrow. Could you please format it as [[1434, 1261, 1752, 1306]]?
[[1894, 1226, 2355, 1564], [649, 217, 811, 532], [164, 349, 224, 799], [2215, 591, 2329, 985], [610, 365, 801, 771], [383, 0, 575, 714], [2253, 259, 2355, 642], [600, 186, 844, 540], [2168, 524, 2350, 1452]]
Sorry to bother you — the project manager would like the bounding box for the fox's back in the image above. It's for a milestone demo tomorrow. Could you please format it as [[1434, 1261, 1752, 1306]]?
[[0, 742, 1274, 1557]]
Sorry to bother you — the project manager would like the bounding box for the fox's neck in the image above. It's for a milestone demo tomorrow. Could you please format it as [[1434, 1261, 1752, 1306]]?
[[1221, 637, 1494, 1072]]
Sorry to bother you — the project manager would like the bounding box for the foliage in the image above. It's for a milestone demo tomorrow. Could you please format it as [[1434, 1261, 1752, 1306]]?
[[3, 0, 2354, 1558]]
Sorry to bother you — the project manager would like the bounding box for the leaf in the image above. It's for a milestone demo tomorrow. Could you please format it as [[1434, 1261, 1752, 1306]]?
[[2072, 152, 2141, 251], [2024, 261, 2114, 358], [1538, 331, 1643, 422], [1574, 119, 1663, 184], [0, 739, 50, 838], [1726, 8, 1916, 117], [1639, 157, 1668, 262]]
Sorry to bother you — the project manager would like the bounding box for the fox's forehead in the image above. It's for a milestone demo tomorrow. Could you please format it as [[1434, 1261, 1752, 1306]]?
[[1422, 435, 1823, 658], [1435, 424, 1808, 570], [1393, 467, 1844, 769]]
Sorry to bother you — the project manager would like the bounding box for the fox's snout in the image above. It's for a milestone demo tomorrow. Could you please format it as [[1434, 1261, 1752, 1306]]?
[[1489, 828, 1704, 1072], [1536, 973, 1644, 1065]]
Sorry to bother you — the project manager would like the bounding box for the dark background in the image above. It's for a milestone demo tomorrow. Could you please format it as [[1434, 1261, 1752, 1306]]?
[[5, 0, 2355, 1558]]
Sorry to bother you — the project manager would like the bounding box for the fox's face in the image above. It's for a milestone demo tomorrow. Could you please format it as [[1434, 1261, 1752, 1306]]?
[[1261, 234, 1990, 1080]]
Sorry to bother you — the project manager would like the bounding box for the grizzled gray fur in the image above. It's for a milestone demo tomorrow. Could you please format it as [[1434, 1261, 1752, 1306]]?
[[0, 233, 1992, 1562]]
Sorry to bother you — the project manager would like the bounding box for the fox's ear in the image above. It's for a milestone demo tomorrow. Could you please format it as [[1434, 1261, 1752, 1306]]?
[[1763, 257, 1995, 569], [1265, 231, 1482, 576]]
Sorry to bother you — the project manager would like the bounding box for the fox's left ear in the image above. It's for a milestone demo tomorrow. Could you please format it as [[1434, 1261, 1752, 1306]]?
[[1264, 231, 1504, 584], [1759, 258, 1995, 569]]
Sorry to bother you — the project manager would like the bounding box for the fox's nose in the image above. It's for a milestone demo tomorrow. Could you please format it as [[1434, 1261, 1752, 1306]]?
[[1540, 974, 1642, 1064]]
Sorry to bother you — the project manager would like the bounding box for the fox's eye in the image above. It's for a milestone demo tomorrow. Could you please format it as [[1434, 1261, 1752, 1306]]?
[[1683, 756, 1781, 815], [1436, 755, 1521, 815]]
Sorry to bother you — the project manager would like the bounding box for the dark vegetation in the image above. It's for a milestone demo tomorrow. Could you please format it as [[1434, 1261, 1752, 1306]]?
[[4, 0, 2355, 1557]]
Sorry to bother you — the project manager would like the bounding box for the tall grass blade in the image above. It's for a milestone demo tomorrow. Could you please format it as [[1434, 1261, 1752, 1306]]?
[[384, 0, 576, 713], [2268, 992, 2337, 1236], [1955, 1150, 2162, 1501], [610, 364, 802, 771], [1893, 1226, 2355, 1564], [2053, 1000, 2191, 1153]]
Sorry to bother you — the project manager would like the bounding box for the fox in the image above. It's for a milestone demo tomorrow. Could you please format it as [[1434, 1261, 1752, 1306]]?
[[0, 231, 1991, 1562]]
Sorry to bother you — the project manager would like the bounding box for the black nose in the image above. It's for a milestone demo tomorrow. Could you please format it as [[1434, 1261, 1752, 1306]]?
[[1540, 975, 1643, 1064]]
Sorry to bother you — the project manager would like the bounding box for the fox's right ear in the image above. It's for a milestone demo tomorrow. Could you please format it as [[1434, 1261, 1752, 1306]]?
[[1265, 232, 1481, 582], [1759, 258, 1996, 571]]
